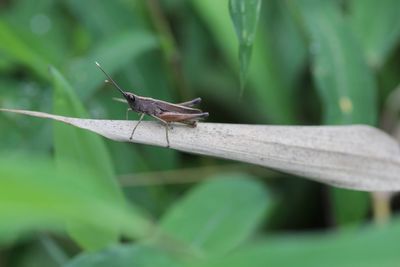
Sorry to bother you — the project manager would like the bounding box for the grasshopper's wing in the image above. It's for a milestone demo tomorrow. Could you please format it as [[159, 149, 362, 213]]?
[[156, 100, 203, 114], [176, 97, 201, 107], [157, 111, 209, 122]]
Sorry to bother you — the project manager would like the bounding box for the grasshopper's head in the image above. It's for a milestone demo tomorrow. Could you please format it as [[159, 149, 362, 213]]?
[[124, 92, 136, 105]]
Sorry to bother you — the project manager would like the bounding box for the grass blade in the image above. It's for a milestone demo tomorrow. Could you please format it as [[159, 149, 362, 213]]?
[[50, 67, 124, 250], [229, 0, 262, 94], [0, 155, 151, 245], [0, 19, 50, 79]]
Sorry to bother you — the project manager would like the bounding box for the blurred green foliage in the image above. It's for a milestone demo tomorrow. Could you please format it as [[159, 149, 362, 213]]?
[[1, 0, 400, 266]]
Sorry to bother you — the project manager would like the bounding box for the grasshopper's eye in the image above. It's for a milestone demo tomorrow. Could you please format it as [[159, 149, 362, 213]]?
[[127, 93, 135, 102]]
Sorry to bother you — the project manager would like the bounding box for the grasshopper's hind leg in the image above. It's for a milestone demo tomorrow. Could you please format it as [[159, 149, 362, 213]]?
[[164, 123, 170, 148], [150, 115, 171, 147], [130, 113, 145, 140], [181, 120, 197, 127]]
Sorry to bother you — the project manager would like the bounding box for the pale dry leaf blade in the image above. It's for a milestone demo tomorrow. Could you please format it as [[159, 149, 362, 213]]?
[[1, 108, 400, 191]]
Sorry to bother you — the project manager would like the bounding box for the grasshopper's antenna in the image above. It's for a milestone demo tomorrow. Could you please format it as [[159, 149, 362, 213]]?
[[95, 61, 127, 96]]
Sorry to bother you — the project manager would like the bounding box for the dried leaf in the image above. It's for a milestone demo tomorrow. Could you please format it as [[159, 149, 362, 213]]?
[[1, 108, 400, 191]]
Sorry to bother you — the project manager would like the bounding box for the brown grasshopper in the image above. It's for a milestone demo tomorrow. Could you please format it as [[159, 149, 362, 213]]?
[[95, 62, 208, 147]]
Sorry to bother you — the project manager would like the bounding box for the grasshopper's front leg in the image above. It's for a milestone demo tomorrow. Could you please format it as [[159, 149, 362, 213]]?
[[126, 108, 132, 120], [130, 113, 145, 140]]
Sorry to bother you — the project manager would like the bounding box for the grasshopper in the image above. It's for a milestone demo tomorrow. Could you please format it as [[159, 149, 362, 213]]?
[[95, 62, 208, 147]]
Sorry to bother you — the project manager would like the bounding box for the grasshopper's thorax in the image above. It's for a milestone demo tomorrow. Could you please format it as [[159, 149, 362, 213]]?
[[131, 95, 161, 115], [125, 93, 157, 114]]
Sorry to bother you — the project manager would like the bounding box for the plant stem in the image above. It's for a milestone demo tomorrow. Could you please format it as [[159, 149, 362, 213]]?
[[371, 192, 392, 226]]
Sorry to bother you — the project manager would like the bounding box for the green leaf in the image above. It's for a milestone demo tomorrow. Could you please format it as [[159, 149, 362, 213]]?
[[229, 0, 262, 94], [0, 78, 52, 153], [160, 174, 270, 256], [191, 0, 295, 123], [191, 219, 400, 267], [64, 244, 180, 267], [50, 67, 125, 250], [0, 19, 49, 79], [0, 155, 150, 245], [68, 31, 159, 100], [229, 0, 261, 47], [297, 0, 377, 125], [51, 67, 122, 201], [295, 0, 377, 225], [349, 0, 400, 69]]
